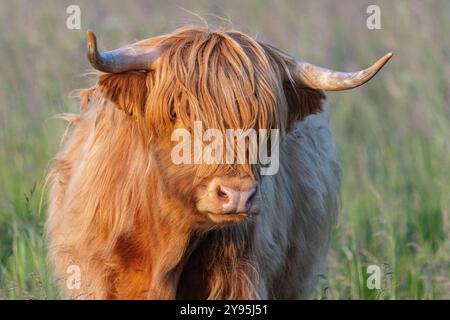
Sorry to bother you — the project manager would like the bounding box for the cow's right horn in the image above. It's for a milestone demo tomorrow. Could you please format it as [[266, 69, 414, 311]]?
[[87, 31, 161, 73]]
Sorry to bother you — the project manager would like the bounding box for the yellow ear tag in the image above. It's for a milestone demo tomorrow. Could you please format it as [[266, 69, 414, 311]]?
[[126, 106, 138, 119]]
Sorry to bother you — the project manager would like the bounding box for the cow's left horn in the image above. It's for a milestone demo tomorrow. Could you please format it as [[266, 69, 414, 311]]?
[[293, 52, 393, 91], [87, 31, 161, 73]]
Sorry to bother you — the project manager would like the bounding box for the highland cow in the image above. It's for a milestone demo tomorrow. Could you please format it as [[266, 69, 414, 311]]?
[[46, 27, 391, 299]]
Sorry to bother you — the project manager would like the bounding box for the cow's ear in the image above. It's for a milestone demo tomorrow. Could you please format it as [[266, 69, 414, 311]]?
[[283, 81, 325, 129], [98, 71, 148, 117], [262, 44, 326, 130]]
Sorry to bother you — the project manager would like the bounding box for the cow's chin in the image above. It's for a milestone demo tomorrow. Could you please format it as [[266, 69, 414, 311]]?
[[205, 211, 250, 224]]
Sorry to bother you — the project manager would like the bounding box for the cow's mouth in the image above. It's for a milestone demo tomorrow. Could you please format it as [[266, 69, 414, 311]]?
[[206, 212, 251, 224]]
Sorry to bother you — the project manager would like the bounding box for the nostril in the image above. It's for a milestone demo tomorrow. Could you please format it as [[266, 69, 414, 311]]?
[[245, 187, 257, 207], [247, 188, 257, 204], [217, 186, 229, 200]]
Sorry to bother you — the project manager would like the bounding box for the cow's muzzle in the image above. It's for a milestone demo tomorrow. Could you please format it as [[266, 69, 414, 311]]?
[[196, 176, 259, 223]]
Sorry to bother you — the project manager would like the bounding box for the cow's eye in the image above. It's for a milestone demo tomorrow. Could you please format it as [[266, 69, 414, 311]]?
[[170, 109, 177, 120]]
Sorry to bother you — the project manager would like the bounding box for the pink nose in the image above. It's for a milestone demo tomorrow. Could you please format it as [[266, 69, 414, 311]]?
[[217, 184, 257, 214]]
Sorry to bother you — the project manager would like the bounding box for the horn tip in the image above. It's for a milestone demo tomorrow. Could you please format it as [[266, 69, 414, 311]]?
[[382, 52, 393, 63], [372, 52, 393, 72], [86, 31, 96, 47], [86, 31, 98, 65]]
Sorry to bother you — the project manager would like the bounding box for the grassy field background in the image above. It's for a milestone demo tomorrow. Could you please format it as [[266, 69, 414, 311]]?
[[0, 0, 449, 299]]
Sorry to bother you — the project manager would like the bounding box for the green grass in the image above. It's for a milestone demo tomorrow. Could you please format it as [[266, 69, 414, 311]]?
[[0, 0, 449, 299]]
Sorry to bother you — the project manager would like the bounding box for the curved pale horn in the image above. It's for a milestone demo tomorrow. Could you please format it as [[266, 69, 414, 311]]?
[[86, 30, 161, 73], [293, 52, 393, 91]]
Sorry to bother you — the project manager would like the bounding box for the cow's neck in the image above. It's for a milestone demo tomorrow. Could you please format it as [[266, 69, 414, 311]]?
[[145, 185, 259, 299], [144, 190, 193, 299], [176, 224, 259, 299]]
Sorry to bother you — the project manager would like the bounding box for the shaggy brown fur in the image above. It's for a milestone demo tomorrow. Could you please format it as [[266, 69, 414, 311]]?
[[46, 27, 339, 299]]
